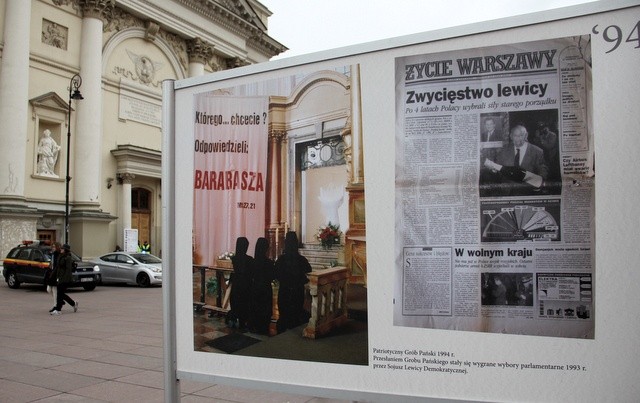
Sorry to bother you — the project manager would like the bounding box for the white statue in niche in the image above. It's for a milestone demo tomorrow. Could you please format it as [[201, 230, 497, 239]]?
[[36, 129, 61, 177], [318, 184, 344, 226]]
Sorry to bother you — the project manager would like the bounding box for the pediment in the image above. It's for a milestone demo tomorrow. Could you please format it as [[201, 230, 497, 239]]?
[[30, 92, 72, 114]]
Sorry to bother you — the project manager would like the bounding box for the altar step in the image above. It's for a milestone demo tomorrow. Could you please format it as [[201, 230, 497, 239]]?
[[299, 243, 343, 270]]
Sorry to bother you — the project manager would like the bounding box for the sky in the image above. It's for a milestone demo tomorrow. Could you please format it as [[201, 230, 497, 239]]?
[[260, 0, 596, 59]]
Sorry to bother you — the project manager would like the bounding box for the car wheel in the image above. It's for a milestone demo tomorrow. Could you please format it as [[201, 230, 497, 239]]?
[[7, 272, 20, 289], [83, 284, 96, 291], [136, 273, 151, 287]]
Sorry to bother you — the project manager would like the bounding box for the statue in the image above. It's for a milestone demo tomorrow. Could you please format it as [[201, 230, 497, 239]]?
[[318, 184, 344, 226], [36, 129, 61, 177]]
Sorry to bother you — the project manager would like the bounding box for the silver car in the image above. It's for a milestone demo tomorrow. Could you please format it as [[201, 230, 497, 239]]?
[[91, 252, 162, 287]]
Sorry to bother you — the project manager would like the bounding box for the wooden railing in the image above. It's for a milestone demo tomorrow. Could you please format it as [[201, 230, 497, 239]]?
[[194, 264, 351, 339], [193, 264, 232, 314], [303, 266, 349, 339]]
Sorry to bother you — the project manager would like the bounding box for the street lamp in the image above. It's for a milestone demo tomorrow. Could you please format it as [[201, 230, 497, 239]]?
[[65, 74, 83, 244]]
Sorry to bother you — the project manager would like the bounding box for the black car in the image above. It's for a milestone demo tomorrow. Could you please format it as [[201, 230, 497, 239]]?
[[2, 241, 101, 291]]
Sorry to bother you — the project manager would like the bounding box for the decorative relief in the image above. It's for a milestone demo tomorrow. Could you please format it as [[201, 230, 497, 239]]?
[[111, 50, 164, 87], [104, 6, 144, 33], [209, 54, 228, 72], [227, 57, 249, 69], [117, 172, 135, 184], [269, 129, 286, 142], [42, 19, 68, 50], [144, 21, 160, 42], [158, 31, 188, 71], [77, 0, 115, 20], [186, 37, 214, 64]]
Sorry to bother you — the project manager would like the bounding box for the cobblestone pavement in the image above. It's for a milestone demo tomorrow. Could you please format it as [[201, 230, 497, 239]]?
[[0, 280, 352, 402]]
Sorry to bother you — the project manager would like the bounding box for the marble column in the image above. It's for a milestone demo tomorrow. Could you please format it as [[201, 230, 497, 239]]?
[[0, 0, 31, 204], [186, 37, 213, 77], [72, 0, 113, 210]]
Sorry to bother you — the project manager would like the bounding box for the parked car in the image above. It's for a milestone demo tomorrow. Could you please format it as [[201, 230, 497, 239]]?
[[2, 241, 101, 291], [91, 252, 162, 287]]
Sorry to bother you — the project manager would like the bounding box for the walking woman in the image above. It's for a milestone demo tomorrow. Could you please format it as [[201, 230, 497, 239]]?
[[51, 244, 78, 315]]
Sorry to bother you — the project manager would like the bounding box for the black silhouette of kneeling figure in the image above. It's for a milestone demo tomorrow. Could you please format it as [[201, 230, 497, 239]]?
[[228, 237, 253, 330], [275, 231, 312, 332], [248, 237, 275, 334]]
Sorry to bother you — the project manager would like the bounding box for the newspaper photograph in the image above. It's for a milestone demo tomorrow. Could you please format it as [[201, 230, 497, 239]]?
[[394, 36, 594, 338]]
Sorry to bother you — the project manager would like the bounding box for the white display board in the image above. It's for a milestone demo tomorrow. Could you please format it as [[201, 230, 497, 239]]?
[[162, 2, 640, 401]]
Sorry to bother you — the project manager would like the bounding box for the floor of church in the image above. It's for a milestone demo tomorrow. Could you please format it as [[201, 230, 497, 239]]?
[[193, 284, 368, 365]]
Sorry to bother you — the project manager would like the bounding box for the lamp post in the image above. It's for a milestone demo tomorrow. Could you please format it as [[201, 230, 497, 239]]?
[[65, 74, 83, 244]]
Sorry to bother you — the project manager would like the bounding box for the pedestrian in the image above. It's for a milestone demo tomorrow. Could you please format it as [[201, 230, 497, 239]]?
[[51, 243, 78, 315], [249, 237, 275, 334], [46, 242, 62, 313], [141, 241, 151, 253], [274, 231, 311, 332]]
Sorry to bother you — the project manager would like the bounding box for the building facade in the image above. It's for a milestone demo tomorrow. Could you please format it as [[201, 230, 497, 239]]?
[[0, 0, 285, 259]]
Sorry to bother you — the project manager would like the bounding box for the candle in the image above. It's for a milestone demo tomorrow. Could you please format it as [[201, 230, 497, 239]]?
[[285, 222, 288, 234]]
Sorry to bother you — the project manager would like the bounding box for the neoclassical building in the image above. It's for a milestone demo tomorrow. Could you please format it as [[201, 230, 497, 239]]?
[[0, 0, 285, 259]]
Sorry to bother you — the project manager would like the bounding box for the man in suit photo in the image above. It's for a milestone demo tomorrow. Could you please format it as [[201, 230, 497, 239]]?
[[481, 117, 503, 142], [491, 124, 549, 195]]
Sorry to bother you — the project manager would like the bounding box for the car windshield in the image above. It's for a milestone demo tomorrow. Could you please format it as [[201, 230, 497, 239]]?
[[131, 253, 161, 264]]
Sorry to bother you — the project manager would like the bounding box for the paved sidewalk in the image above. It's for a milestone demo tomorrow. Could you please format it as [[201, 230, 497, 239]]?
[[0, 281, 351, 402]]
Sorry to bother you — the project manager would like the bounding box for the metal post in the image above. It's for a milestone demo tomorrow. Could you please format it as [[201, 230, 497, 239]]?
[[65, 74, 83, 244]]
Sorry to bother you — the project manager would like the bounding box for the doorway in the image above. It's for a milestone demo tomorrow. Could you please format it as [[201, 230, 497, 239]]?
[[132, 187, 151, 253]]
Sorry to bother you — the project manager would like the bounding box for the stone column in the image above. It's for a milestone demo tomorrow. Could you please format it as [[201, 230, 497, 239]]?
[[186, 37, 213, 77], [119, 173, 134, 230], [72, 0, 113, 210], [0, 0, 31, 204]]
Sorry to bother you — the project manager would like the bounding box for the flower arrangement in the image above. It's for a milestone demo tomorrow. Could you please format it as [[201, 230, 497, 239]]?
[[216, 251, 235, 269], [316, 222, 342, 249], [217, 251, 235, 260]]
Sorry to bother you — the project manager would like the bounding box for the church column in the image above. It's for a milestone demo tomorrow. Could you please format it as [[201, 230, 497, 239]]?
[[119, 173, 134, 231], [350, 64, 364, 184], [72, 0, 113, 210], [0, 0, 32, 204], [267, 129, 284, 257], [186, 37, 213, 77]]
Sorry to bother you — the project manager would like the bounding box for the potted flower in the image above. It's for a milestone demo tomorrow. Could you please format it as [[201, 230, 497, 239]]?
[[316, 222, 342, 249]]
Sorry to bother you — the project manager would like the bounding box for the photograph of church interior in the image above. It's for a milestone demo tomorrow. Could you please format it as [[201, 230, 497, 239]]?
[[192, 66, 368, 365]]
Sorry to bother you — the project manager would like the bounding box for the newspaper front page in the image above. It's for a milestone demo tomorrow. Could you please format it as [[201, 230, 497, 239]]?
[[394, 36, 594, 338]]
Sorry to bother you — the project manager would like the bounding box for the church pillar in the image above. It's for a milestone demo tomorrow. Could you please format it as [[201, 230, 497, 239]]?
[[350, 64, 364, 184], [267, 129, 284, 257], [116, 173, 134, 249], [120, 173, 134, 230], [66, 0, 115, 257], [0, 0, 38, 257], [0, 0, 31, 204], [186, 37, 213, 77], [72, 0, 113, 211]]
